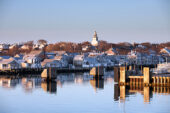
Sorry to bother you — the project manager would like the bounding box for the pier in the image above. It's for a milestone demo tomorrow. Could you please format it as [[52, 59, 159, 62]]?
[[114, 66, 170, 86]]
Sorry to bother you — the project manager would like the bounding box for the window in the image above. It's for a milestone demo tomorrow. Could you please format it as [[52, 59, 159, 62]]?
[[3, 64, 8, 68]]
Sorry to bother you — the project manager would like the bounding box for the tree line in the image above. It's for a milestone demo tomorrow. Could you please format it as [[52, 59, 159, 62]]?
[[1, 39, 170, 56]]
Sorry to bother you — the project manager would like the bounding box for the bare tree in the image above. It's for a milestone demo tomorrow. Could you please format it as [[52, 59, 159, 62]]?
[[37, 39, 47, 45]]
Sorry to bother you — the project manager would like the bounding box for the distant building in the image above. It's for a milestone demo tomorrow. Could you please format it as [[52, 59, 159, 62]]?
[[73, 55, 84, 67], [105, 48, 118, 55], [23, 50, 45, 65], [0, 44, 9, 51], [91, 31, 99, 47], [160, 47, 170, 56], [82, 45, 90, 51], [20, 45, 30, 50], [9, 44, 18, 49], [33, 44, 47, 50]]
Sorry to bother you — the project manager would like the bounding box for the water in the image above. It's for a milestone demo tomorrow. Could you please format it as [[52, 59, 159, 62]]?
[[0, 71, 170, 113]]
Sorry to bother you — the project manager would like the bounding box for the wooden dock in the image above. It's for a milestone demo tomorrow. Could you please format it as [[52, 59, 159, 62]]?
[[114, 66, 170, 87], [0, 67, 90, 75]]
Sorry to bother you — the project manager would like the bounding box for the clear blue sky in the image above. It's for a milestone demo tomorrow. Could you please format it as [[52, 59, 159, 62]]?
[[0, 0, 169, 44]]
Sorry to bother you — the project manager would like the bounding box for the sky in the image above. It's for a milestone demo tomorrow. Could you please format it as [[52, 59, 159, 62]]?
[[0, 0, 170, 44]]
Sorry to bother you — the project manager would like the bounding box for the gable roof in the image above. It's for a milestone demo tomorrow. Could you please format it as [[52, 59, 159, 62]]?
[[29, 50, 44, 55], [0, 56, 11, 59], [0, 58, 18, 64], [160, 47, 170, 55], [105, 48, 118, 55]]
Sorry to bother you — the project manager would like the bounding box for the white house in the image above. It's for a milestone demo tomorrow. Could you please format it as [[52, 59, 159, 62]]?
[[9, 44, 18, 49], [33, 44, 46, 50], [0, 44, 9, 51], [0, 58, 20, 70], [20, 45, 30, 50], [41, 59, 61, 68], [160, 47, 170, 56], [73, 55, 84, 67], [23, 50, 45, 64], [105, 48, 118, 55]]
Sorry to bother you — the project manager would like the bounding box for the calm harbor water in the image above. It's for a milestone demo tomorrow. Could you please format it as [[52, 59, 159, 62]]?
[[0, 71, 170, 113]]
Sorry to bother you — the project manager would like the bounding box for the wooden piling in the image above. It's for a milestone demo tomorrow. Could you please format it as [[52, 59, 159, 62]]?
[[119, 67, 126, 85], [90, 66, 104, 79], [157, 77, 159, 85], [129, 66, 132, 71], [114, 67, 119, 83], [143, 67, 151, 86], [41, 67, 57, 80]]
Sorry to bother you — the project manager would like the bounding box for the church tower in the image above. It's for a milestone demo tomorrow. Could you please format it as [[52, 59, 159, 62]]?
[[91, 31, 99, 47]]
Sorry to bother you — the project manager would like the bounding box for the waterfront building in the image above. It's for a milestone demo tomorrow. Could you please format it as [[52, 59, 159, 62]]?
[[73, 55, 84, 67], [0, 58, 20, 70], [23, 50, 45, 64], [41, 59, 61, 68], [23, 50, 45, 68]]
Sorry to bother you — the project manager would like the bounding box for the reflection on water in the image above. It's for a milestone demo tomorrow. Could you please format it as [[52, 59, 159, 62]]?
[[0, 71, 170, 113], [90, 79, 104, 92], [41, 81, 57, 94], [114, 84, 170, 103], [0, 72, 106, 94]]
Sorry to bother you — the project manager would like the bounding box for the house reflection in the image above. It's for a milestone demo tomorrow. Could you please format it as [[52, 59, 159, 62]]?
[[21, 77, 41, 93], [90, 78, 104, 92], [0, 77, 19, 88], [23, 80, 34, 93], [41, 81, 57, 94]]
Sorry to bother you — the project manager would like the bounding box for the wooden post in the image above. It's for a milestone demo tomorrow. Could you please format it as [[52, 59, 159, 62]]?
[[114, 67, 119, 83], [90, 67, 96, 76], [133, 78, 136, 84], [160, 77, 163, 86], [120, 67, 126, 84], [143, 67, 151, 85], [141, 65, 143, 74], [157, 77, 159, 85], [153, 76, 156, 84], [130, 78, 132, 84], [41, 67, 57, 80], [136, 78, 139, 85], [167, 77, 170, 83], [125, 63, 127, 71], [163, 77, 166, 86], [129, 66, 132, 71], [90, 66, 104, 79]]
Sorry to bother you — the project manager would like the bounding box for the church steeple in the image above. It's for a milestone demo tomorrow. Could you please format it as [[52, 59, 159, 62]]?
[[93, 31, 98, 41], [91, 31, 99, 46]]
